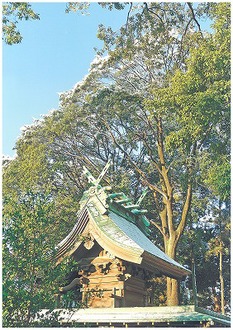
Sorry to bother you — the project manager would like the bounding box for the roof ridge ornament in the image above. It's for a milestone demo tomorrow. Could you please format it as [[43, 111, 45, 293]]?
[[137, 187, 149, 206], [82, 160, 112, 192], [81, 161, 151, 234]]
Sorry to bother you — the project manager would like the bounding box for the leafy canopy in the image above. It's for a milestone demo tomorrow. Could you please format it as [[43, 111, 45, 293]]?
[[2, 2, 40, 45]]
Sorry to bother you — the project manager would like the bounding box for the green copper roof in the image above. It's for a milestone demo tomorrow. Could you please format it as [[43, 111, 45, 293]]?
[[36, 305, 231, 327], [56, 184, 190, 279], [108, 210, 187, 271], [56, 163, 190, 278]]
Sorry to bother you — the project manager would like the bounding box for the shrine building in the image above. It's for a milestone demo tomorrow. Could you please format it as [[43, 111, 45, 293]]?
[[54, 164, 189, 309], [44, 163, 230, 327]]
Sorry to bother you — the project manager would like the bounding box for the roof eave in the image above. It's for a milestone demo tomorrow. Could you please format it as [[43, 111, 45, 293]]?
[[142, 252, 191, 280]]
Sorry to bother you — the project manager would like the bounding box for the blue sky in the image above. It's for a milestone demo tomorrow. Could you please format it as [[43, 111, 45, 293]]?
[[2, 2, 128, 157]]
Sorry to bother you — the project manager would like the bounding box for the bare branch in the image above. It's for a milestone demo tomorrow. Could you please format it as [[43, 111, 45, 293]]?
[[176, 183, 192, 240], [102, 119, 168, 199], [143, 2, 165, 27], [150, 220, 165, 238], [141, 134, 162, 175], [187, 2, 203, 36], [125, 2, 133, 31]]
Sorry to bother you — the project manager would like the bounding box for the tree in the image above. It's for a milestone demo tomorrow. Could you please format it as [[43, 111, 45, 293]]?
[[205, 200, 230, 315], [178, 193, 230, 314], [3, 119, 83, 241], [66, 2, 207, 55], [2, 189, 84, 326], [2, 2, 40, 45], [58, 2, 230, 305], [3, 191, 54, 326], [3, 2, 230, 308], [143, 2, 230, 305], [2, 2, 207, 47]]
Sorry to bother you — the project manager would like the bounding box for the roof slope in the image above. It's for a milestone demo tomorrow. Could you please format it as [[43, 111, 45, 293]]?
[[37, 306, 231, 327], [108, 210, 188, 272], [55, 185, 190, 279]]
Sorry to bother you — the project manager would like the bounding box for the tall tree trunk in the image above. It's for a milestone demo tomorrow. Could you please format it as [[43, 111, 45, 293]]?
[[219, 241, 225, 315], [164, 234, 180, 306], [156, 118, 193, 305], [166, 278, 179, 306], [104, 115, 193, 307]]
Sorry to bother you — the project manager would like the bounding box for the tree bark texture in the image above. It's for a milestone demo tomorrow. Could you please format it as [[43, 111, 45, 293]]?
[[166, 277, 179, 306], [164, 234, 180, 306], [219, 242, 225, 315]]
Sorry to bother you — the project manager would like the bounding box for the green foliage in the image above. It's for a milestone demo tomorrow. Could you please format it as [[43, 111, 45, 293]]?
[[94, 2, 205, 57], [2, 2, 230, 310], [65, 2, 90, 15], [3, 191, 54, 326], [145, 2, 230, 201], [3, 118, 82, 240], [177, 195, 230, 312], [2, 190, 82, 326], [200, 155, 230, 201], [2, 2, 40, 45], [151, 277, 167, 306]]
